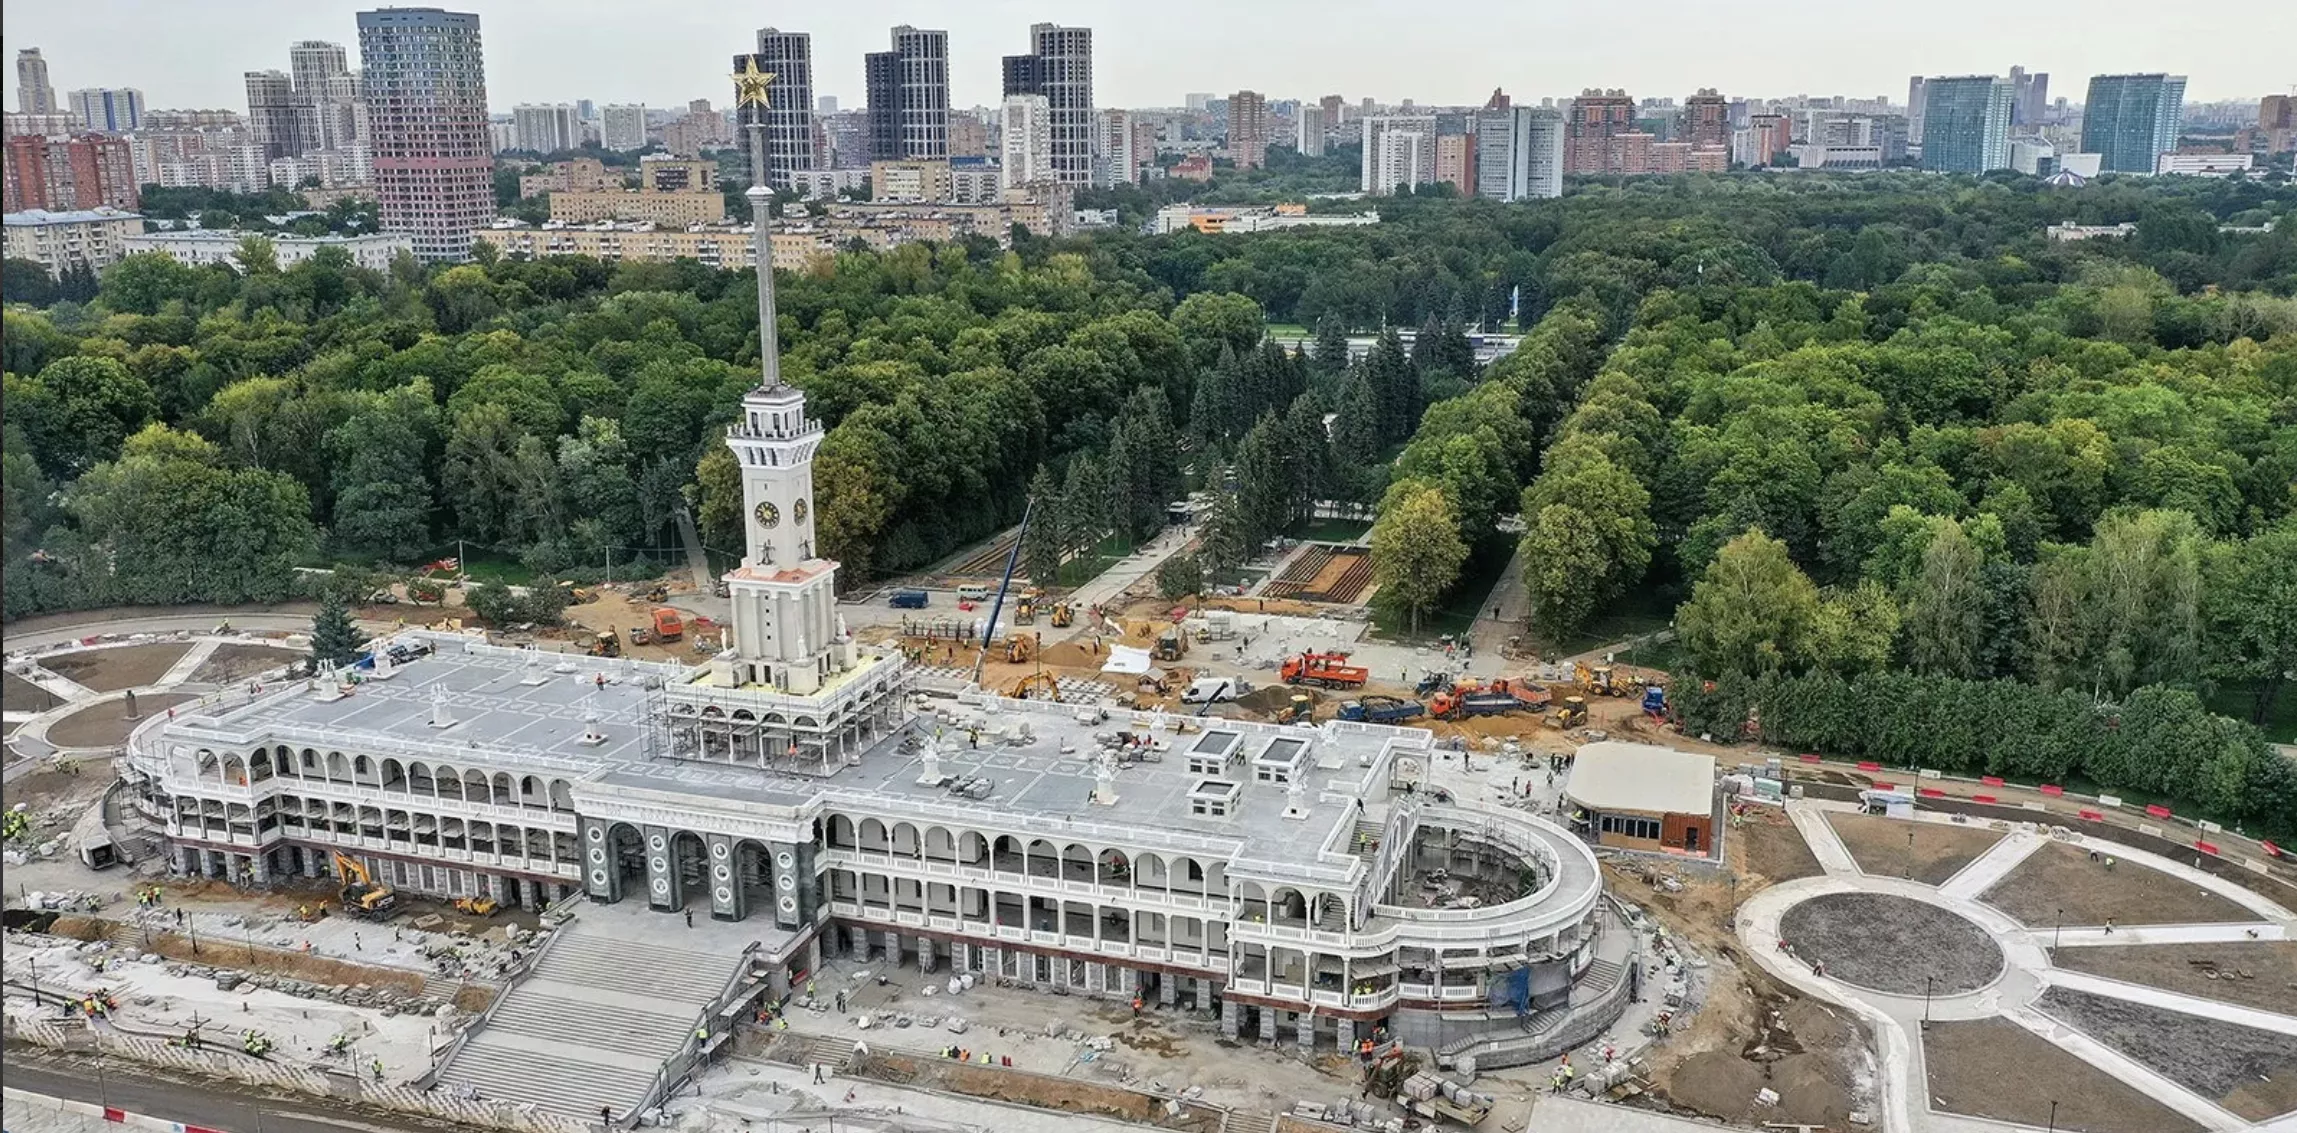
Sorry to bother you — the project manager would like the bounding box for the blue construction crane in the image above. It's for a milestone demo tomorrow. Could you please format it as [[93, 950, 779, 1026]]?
[[970, 498, 1035, 688]]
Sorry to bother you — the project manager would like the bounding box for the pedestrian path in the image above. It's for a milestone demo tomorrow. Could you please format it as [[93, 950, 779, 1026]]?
[[155, 640, 221, 686], [2006, 1005, 2248, 1131], [2035, 967, 2297, 1035], [1786, 803, 1859, 876], [1936, 831, 2045, 899], [2046, 921, 2285, 945], [15, 668, 97, 704]]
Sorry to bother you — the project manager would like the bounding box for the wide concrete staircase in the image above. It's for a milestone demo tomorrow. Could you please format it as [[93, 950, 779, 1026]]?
[[434, 930, 741, 1122]]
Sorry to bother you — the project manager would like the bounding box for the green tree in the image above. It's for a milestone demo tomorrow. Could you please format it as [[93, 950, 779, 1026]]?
[[1234, 412, 1292, 544], [12, 356, 159, 476], [1021, 465, 1065, 586], [3, 257, 58, 305], [1901, 517, 1986, 677], [325, 382, 439, 561], [1200, 490, 1251, 583], [309, 590, 368, 671], [1156, 552, 1204, 599], [2203, 523, 2297, 727], [1369, 481, 1468, 634], [1677, 528, 1823, 674]]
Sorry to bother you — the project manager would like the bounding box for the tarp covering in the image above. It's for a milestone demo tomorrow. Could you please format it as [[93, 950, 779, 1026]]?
[[1101, 645, 1154, 674]]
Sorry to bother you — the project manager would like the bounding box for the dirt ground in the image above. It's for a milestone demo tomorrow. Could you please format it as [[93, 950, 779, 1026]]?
[[2048, 940, 2297, 1016], [1922, 1017, 2203, 1133], [3, 671, 64, 713], [37, 643, 193, 692], [1613, 808, 1871, 1130], [1737, 808, 1827, 887], [1824, 811, 2005, 885], [42, 692, 198, 748], [1778, 893, 2004, 995], [0, 758, 113, 816], [187, 642, 300, 685], [1644, 976, 1866, 1129], [2037, 985, 2297, 1121], [45, 913, 432, 997], [1981, 840, 2262, 928]]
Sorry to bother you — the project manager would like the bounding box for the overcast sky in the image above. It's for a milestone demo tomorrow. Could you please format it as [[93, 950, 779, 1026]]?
[[5, 0, 2287, 112]]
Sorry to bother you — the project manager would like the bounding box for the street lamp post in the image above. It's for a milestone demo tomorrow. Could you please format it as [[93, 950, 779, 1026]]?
[[1923, 975, 1934, 1026], [1907, 829, 1916, 879], [2047, 1098, 2059, 1132], [2053, 907, 2063, 951]]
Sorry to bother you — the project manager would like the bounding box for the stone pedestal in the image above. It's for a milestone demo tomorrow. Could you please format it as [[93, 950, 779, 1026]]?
[[1296, 1011, 1314, 1049], [951, 942, 971, 972], [1085, 962, 1105, 994], [1222, 1003, 1242, 1039], [844, 924, 870, 957], [1336, 1018, 1356, 1051], [983, 946, 1002, 979], [1158, 977, 1177, 1007], [920, 939, 938, 973], [882, 930, 901, 966]]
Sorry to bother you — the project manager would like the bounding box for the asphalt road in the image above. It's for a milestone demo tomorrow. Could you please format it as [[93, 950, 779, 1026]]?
[[2, 1046, 456, 1133]]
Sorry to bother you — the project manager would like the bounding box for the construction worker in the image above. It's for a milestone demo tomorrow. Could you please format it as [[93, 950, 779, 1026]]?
[[1131, 995, 1143, 1018]]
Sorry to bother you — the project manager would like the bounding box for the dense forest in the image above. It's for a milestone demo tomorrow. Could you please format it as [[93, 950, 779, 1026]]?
[[4, 170, 2294, 833]]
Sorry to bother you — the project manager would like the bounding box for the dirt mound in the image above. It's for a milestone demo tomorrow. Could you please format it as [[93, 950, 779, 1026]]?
[[1235, 685, 1316, 715], [1039, 640, 1102, 668]]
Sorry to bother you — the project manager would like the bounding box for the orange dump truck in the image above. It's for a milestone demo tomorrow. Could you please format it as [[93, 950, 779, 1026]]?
[[1280, 651, 1369, 689], [651, 607, 684, 642]]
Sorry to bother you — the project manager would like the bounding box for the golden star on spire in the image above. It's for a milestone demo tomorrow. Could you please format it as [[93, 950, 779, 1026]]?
[[732, 57, 775, 108]]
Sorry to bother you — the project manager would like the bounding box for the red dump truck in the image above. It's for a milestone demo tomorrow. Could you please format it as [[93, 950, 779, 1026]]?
[[1280, 651, 1370, 689]]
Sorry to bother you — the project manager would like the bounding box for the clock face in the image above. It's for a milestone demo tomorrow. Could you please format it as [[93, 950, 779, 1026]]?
[[793, 498, 809, 524], [754, 501, 780, 528]]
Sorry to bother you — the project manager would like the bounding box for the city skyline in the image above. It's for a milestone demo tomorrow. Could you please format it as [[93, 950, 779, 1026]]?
[[2, 0, 2287, 115]]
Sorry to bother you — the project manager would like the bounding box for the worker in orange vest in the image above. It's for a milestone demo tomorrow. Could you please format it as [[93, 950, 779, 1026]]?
[[1131, 996, 1143, 1017]]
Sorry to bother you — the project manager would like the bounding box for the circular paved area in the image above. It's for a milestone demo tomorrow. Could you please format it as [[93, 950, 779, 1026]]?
[[1779, 891, 2005, 996]]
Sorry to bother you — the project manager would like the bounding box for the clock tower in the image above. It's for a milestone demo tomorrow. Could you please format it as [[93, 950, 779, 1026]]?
[[717, 182, 849, 695]]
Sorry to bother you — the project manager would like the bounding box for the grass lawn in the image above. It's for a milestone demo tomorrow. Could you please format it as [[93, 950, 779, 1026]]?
[[1053, 534, 1135, 589], [2205, 681, 2294, 746], [1295, 518, 1372, 544], [1266, 322, 1311, 338]]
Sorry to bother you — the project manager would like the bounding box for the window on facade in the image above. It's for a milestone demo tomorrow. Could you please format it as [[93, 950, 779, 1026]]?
[[1599, 814, 1662, 841]]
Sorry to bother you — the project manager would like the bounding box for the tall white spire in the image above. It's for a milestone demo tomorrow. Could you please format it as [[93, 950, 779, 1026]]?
[[747, 184, 783, 390]]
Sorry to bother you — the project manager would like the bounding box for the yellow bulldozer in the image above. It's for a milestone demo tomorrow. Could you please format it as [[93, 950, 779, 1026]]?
[[1575, 661, 1626, 697], [1049, 602, 1074, 628], [333, 852, 397, 919], [453, 895, 500, 917], [1005, 632, 1039, 664], [586, 628, 620, 658]]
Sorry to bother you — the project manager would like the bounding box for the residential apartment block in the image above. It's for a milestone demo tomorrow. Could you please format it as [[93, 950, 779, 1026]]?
[[3, 132, 138, 212], [2081, 73, 2187, 174], [123, 229, 413, 271], [3, 206, 143, 274], [1919, 75, 2013, 173], [359, 7, 493, 262], [1001, 24, 1093, 185]]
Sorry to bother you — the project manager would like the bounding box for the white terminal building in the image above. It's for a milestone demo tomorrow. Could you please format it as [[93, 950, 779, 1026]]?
[[122, 183, 1621, 1068]]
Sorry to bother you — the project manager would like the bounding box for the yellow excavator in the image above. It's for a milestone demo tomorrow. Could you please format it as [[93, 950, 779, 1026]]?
[[1008, 671, 1062, 701], [454, 895, 500, 917], [1049, 602, 1074, 628], [333, 852, 397, 919]]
